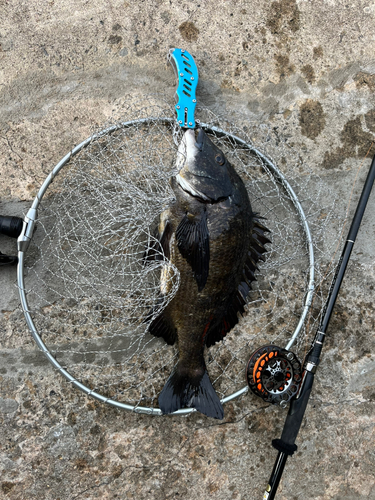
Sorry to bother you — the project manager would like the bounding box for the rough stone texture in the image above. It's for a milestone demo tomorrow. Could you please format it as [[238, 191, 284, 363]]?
[[1, 1, 375, 499]]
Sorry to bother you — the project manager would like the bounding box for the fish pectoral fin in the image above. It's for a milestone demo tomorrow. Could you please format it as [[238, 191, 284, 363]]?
[[176, 211, 210, 292], [148, 311, 177, 345], [143, 220, 172, 263]]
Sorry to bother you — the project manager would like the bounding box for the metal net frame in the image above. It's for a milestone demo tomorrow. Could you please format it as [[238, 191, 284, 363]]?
[[16, 97, 340, 415]]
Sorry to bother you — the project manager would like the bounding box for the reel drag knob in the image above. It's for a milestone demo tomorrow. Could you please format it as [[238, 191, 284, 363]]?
[[246, 345, 302, 406]]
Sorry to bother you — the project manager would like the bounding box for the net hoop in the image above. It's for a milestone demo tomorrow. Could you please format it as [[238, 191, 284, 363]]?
[[17, 117, 315, 416]]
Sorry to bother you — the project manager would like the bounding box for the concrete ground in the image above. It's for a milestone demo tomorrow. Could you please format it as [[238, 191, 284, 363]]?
[[1, 1, 375, 499]]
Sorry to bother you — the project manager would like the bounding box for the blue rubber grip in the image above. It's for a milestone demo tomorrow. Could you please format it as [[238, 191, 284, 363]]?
[[168, 48, 198, 128]]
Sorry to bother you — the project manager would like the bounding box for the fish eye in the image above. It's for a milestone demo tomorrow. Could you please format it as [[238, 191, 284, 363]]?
[[215, 154, 225, 165]]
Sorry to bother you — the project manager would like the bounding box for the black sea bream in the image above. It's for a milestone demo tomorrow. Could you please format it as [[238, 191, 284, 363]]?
[[146, 128, 270, 419]]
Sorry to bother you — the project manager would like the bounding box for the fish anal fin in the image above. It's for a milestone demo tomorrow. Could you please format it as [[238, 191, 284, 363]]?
[[148, 311, 177, 345], [176, 211, 210, 292]]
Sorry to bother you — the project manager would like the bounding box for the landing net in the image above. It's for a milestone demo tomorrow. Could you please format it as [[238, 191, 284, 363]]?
[[17, 96, 341, 414]]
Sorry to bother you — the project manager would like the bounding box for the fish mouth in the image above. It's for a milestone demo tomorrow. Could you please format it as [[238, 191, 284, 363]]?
[[175, 129, 199, 170], [176, 172, 211, 201], [195, 128, 205, 151], [175, 128, 233, 202], [175, 128, 212, 201]]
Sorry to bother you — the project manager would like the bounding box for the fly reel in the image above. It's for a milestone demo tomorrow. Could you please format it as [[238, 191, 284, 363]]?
[[246, 345, 302, 406]]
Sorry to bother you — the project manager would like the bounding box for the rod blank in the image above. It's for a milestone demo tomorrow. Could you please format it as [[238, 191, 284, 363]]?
[[263, 153, 375, 500]]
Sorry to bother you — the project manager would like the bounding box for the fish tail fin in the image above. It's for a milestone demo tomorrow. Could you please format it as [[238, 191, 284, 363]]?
[[158, 363, 224, 420]]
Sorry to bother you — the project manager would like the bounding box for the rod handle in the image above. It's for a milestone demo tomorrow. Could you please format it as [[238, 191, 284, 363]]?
[[0, 215, 24, 239]]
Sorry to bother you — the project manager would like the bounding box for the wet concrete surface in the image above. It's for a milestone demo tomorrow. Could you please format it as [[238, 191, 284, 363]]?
[[1, 1, 375, 499]]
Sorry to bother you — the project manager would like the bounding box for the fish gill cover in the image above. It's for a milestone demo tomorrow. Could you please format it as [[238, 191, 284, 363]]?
[[20, 95, 342, 416]]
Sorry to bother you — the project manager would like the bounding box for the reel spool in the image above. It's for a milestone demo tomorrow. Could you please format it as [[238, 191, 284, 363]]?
[[246, 345, 302, 406]]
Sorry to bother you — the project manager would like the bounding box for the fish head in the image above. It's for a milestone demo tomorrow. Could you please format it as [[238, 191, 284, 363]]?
[[176, 128, 233, 202]]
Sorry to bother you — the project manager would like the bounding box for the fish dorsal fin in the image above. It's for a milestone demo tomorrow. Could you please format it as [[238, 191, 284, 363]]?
[[176, 210, 210, 292], [205, 216, 271, 348]]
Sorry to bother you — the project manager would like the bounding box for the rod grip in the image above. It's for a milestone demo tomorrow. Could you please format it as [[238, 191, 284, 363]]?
[[279, 371, 314, 446]]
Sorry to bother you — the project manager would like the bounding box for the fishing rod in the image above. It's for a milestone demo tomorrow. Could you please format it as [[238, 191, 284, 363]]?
[[0, 215, 24, 265], [261, 152, 375, 499]]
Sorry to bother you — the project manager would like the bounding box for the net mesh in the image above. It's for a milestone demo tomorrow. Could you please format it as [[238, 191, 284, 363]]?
[[20, 95, 342, 411]]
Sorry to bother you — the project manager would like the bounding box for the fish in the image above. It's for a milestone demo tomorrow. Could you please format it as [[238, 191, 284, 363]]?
[[145, 128, 270, 419]]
